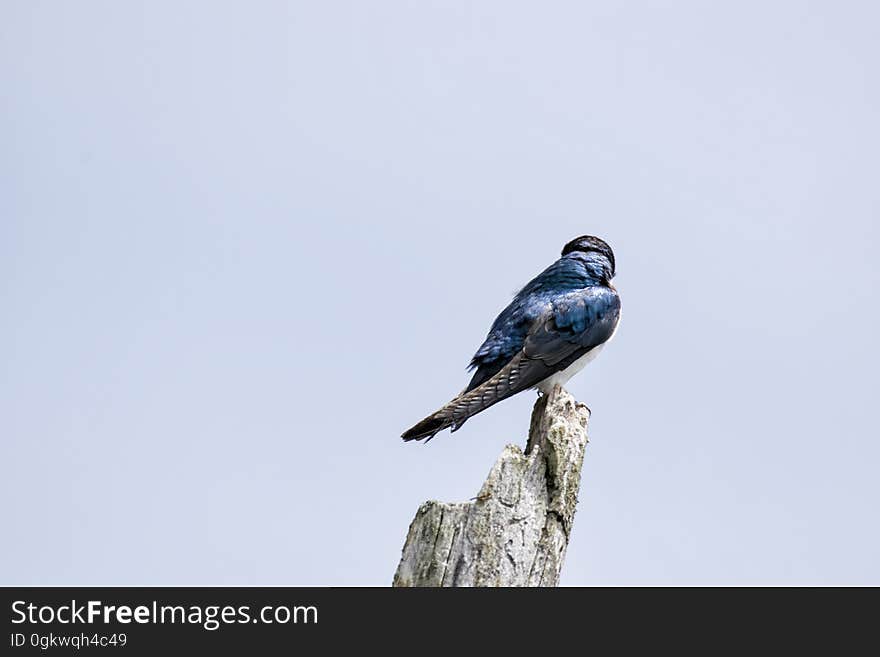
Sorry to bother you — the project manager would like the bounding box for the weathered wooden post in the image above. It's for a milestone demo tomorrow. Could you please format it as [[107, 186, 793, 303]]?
[[393, 385, 590, 587]]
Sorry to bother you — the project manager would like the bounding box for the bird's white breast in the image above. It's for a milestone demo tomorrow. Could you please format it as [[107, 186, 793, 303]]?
[[537, 345, 605, 393]]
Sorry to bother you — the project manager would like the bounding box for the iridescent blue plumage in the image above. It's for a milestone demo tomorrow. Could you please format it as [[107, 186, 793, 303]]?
[[465, 249, 617, 392], [402, 235, 620, 442]]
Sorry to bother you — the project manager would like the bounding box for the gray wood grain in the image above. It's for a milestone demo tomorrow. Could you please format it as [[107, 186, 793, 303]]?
[[393, 385, 590, 587]]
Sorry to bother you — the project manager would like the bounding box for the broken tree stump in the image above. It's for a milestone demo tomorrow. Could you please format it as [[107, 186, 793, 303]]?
[[393, 385, 590, 587]]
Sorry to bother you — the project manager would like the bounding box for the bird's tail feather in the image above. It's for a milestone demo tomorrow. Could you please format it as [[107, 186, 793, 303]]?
[[401, 354, 530, 442]]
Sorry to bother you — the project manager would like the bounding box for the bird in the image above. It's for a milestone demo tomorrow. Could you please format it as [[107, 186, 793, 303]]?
[[402, 235, 620, 442]]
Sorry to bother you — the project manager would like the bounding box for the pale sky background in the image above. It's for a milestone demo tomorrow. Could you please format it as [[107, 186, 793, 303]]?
[[2, 1, 878, 585]]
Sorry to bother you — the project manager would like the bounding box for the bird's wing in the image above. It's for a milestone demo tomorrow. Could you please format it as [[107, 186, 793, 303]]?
[[523, 286, 620, 368], [465, 302, 532, 391], [402, 286, 620, 442]]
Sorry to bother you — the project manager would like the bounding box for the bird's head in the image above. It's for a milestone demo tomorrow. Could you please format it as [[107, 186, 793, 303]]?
[[561, 235, 616, 282]]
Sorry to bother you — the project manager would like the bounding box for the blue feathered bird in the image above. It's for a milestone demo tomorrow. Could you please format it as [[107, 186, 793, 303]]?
[[402, 235, 620, 442]]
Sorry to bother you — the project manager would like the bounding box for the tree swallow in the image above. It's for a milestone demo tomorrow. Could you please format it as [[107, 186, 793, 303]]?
[[402, 235, 620, 442]]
